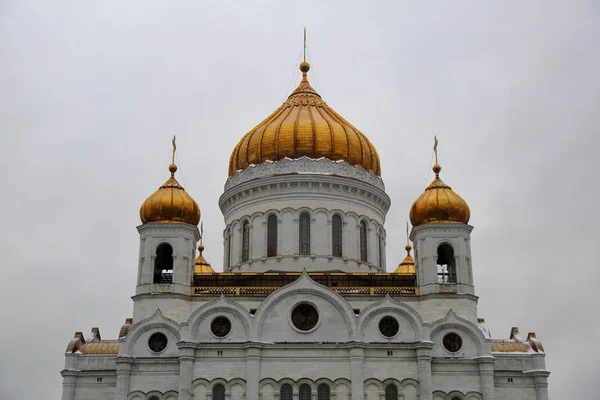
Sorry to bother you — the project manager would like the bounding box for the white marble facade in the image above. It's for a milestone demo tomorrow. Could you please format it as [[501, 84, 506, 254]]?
[[61, 160, 550, 400]]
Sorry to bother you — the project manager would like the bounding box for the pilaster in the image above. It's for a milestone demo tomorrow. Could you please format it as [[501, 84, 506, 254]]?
[[347, 342, 366, 400], [244, 342, 264, 400], [60, 369, 79, 400], [476, 356, 495, 400], [415, 342, 433, 400], [533, 374, 550, 400], [177, 342, 197, 400], [115, 357, 134, 400]]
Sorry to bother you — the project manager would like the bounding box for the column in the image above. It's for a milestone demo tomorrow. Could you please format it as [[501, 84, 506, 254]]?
[[415, 342, 433, 400], [178, 343, 196, 400], [348, 342, 366, 400], [115, 357, 133, 400], [476, 356, 495, 400], [245, 342, 263, 400]]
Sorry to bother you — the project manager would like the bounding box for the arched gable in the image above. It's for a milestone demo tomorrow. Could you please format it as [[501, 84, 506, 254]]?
[[121, 309, 180, 357], [187, 295, 253, 341], [430, 310, 492, 357], [252, 270, 357, 340], [357, 295, 428, 342]]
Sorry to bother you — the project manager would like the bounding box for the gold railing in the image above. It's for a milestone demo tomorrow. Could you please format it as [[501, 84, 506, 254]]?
[[191, 286, 418, 296]]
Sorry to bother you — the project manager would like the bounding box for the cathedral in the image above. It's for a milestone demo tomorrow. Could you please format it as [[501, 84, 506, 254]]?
[[60, 54, 550, 400]]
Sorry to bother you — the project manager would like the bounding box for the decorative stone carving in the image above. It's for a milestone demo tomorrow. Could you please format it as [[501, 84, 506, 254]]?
[[225, 157, 385, 191]]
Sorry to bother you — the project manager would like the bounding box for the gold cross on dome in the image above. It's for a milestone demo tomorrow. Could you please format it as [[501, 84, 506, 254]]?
[[433, 135, 439, 165]]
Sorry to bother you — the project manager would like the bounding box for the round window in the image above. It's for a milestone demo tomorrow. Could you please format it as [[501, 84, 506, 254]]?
[[442, 332, 463, 353], [211, 316, 232, 337], [378, 316, 399, 338], [291, 303, 319, 331], [148, 332, 168, 353]]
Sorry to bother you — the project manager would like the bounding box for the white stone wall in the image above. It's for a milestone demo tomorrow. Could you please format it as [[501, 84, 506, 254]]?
[[411, 223, 475, 296], [223, 208, 386, 272], [219, 162, 390, 273], [63, 264, 548, 400], [131, 291, 480, 329]]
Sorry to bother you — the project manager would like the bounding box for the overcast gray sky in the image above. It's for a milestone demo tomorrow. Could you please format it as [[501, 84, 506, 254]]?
[[1, 1, 598, 398]]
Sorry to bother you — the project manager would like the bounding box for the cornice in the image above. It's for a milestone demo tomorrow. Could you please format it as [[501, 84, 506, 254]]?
[[225, 157, 385, 192], [220, 174, 391, 220]]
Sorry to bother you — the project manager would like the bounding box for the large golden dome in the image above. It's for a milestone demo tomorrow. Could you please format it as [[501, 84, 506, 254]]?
[[228, 61, 381, 177], [140, 161, 201, 226], [409, 163, 470, 226]]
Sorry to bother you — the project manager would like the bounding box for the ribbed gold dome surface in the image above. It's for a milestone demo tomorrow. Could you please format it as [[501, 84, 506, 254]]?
[[228, 62, 381, 177], [409, 163, 470, 226], [140, 163, 201, 226]]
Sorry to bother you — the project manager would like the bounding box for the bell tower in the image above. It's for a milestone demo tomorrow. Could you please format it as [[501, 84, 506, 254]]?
[[409, 137, 474, 295], [136, 137, 201, 297]]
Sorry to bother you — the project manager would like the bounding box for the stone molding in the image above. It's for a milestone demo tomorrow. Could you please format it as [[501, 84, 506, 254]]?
[[220, 174, 390, 222], [225, 157, 385, 192]]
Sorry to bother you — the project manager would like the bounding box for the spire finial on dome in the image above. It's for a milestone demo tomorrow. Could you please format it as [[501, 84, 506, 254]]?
[[405, 222, 412, 254], [198, 221, 205, 254], [394, 222, 415, 274], [200, 221, 204, 245], [195, 227, 214, 273], [169, 135, 177, 176], [299, 28, 310, 80], [433, 135, 441, 178]]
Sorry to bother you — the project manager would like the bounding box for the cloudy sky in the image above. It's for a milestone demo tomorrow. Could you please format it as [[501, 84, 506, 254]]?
[[1, 1, 598, 398]]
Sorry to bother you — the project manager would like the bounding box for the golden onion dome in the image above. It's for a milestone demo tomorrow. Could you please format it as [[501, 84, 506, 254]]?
[[140, 159, 201, 226], [194, 244, 215, 273], [229, 61, 381, 177], [409, 162, 470, 227]]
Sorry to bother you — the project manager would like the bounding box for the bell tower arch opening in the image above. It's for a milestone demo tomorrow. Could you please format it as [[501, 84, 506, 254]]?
[[154, 243, 173, 283], [437, 243, 456, 284]]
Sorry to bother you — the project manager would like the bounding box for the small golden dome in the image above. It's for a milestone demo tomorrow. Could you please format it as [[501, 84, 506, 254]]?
[[229, 61, 381, 177], [409, 163, 470, 226], [394, 224, 416, 274], [194, 244, 215, 273], [140, 158, 200, 226]]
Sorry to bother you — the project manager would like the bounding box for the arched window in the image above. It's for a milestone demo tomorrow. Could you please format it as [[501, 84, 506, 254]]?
[[280, 384, 293, 400], [241, 220, 250, 262], [299, 212, 311, 255], [437, 243, 456, 283], [360, 220, 368, 262], [212, 384, 225, 400], [299, 384, 311, 400], [332, 214, 343, 257], [267, 215, 278, 257], [154, 243, 173, 283], [317, 384, 330, 400], [385, 384, 398, 400]]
